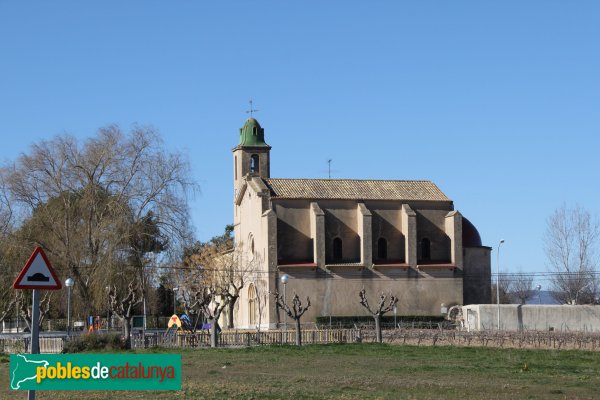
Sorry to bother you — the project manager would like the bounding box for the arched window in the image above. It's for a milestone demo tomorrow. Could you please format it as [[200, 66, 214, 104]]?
[[250, 154, 260, 174], [248, 284, 257, 326], [421, 238, 431, 260], [378, 238, 387, 260], [253, 126, 258, 136], [234, 156, 238, 180], [333, 237, 343, 261]]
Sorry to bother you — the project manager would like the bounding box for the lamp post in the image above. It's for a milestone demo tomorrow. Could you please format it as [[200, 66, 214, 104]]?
[[280, 274, 289, 331], [105, 286, 111, 331], [65, 278, 74, 336], [173, 287, 179, 315], [393, 305, 397, 329], [496, 239, 505, 330], [536, 284, 542, 304]]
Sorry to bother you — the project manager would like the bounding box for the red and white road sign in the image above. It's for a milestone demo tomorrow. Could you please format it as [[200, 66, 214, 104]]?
[[13, 247, 62, 290]]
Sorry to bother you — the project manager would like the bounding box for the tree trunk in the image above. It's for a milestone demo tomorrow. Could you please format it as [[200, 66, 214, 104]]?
[[227, 298, 237, 329], [375, 315, 382, 343], [295, 318, 302, 346], [123, 317, 132, 349], [209, 318, 219, 348]]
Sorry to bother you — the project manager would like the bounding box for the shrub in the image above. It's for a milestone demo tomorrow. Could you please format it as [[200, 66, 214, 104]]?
[[63, 333, 126, 353]]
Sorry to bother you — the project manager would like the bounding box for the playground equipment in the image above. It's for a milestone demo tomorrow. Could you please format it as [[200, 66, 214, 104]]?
[[165, 314, 182, 337], [88, 316, 101, 334], [180, 313, 194, 332]]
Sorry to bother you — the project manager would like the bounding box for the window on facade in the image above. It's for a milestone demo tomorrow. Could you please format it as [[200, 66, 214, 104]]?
[[333, 237, 343, 262], [248, 284, 257, 326], [250, 154, 260, 174], [234, 156, 237, 180], [378, 238, 387, 260], [421, 238, 431, 260], [253, 126, 258, 136]]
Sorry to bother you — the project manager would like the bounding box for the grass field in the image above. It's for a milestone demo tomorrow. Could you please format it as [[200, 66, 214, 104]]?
[[2, 344, 600, 399]]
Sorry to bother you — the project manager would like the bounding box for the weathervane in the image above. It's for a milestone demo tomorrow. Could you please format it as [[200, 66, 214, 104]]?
[[246, 100, 259, 117]]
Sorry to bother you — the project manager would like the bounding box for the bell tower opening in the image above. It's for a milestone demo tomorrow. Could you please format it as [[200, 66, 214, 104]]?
[[250, 154, 260, 174]]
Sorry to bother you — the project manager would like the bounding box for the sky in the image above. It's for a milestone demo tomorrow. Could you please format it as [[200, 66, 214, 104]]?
[[1, 1, 599, 288]]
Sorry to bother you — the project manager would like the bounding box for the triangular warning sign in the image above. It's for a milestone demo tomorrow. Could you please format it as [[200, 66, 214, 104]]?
[[13, 247, 62, 290]]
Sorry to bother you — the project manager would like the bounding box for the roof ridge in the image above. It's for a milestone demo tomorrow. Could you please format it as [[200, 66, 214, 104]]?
[[265, 178, 435, 183]]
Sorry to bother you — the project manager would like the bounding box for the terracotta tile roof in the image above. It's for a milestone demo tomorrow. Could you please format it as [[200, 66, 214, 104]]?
[[263, 178, 450, 201]]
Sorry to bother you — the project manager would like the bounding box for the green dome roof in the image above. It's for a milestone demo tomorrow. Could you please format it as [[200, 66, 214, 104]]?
[[239, 118, 268, 147]]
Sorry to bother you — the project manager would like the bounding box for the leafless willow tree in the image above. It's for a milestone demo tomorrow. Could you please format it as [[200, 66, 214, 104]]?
[[359, 288, 398, 343], [273, 291, 311, 346], [0, 125, 195, 323], [544, 204, 599, 304]]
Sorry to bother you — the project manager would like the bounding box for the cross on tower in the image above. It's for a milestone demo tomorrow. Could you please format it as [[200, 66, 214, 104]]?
[[246, 100, 259, 117]]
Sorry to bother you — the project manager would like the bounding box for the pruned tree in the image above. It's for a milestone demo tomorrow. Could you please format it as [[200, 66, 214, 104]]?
[[16, 291, 53, 332], [181, 225, 256, 329], [109, 282, 143, 349], [358, 288, 398, 343], [183, 285, 229, 348], [253, 277, 269, 332], [273, 291, 311, 346], [544, 204, 599, 304]]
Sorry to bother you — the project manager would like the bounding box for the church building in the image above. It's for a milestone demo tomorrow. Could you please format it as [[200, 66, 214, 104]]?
[[231, 117, 491, 329]]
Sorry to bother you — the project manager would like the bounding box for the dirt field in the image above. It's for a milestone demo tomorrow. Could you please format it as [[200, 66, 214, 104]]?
[[2, 343, 600, 399]]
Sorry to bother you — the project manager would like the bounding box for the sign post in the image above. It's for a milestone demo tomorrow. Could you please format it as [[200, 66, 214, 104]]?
[[13, 247, 62, 400]]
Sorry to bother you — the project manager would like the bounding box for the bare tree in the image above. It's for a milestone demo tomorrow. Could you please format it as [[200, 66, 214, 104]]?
[[109, 282, 143, 349], [253, 277, 269, 332], [273, 291, 311, 346], [16, 291, 53, 332], [544, 204, 599, 304], [508, 270, 534, 304], [358, 288, 398, 343], [183, 285, 229, 348]]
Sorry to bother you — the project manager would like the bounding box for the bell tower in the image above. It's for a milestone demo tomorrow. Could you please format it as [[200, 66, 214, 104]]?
[[233, 117, 271, 197]]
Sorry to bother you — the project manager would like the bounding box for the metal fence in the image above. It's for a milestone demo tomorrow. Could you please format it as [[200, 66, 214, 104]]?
[[131, 329, 360, 349], [4, 328, 600, 353], [0, 337, 65, 354]]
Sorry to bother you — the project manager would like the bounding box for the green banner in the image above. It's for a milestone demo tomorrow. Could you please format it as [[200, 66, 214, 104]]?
[[10, 354, 181, 391]]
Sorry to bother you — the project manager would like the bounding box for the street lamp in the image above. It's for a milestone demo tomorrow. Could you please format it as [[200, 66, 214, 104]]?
[[173, 287, 179, 315], [393, 305, 397, 329], [105, 286, 111, 331], [536, 284, 542, 304], [496, 239, 505, 331], [280, 274, 289, 331], [65, 278, 74, 336]]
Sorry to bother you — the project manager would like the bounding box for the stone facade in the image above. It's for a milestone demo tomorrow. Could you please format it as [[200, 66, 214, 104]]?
[[230, 117, 491, 329]]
